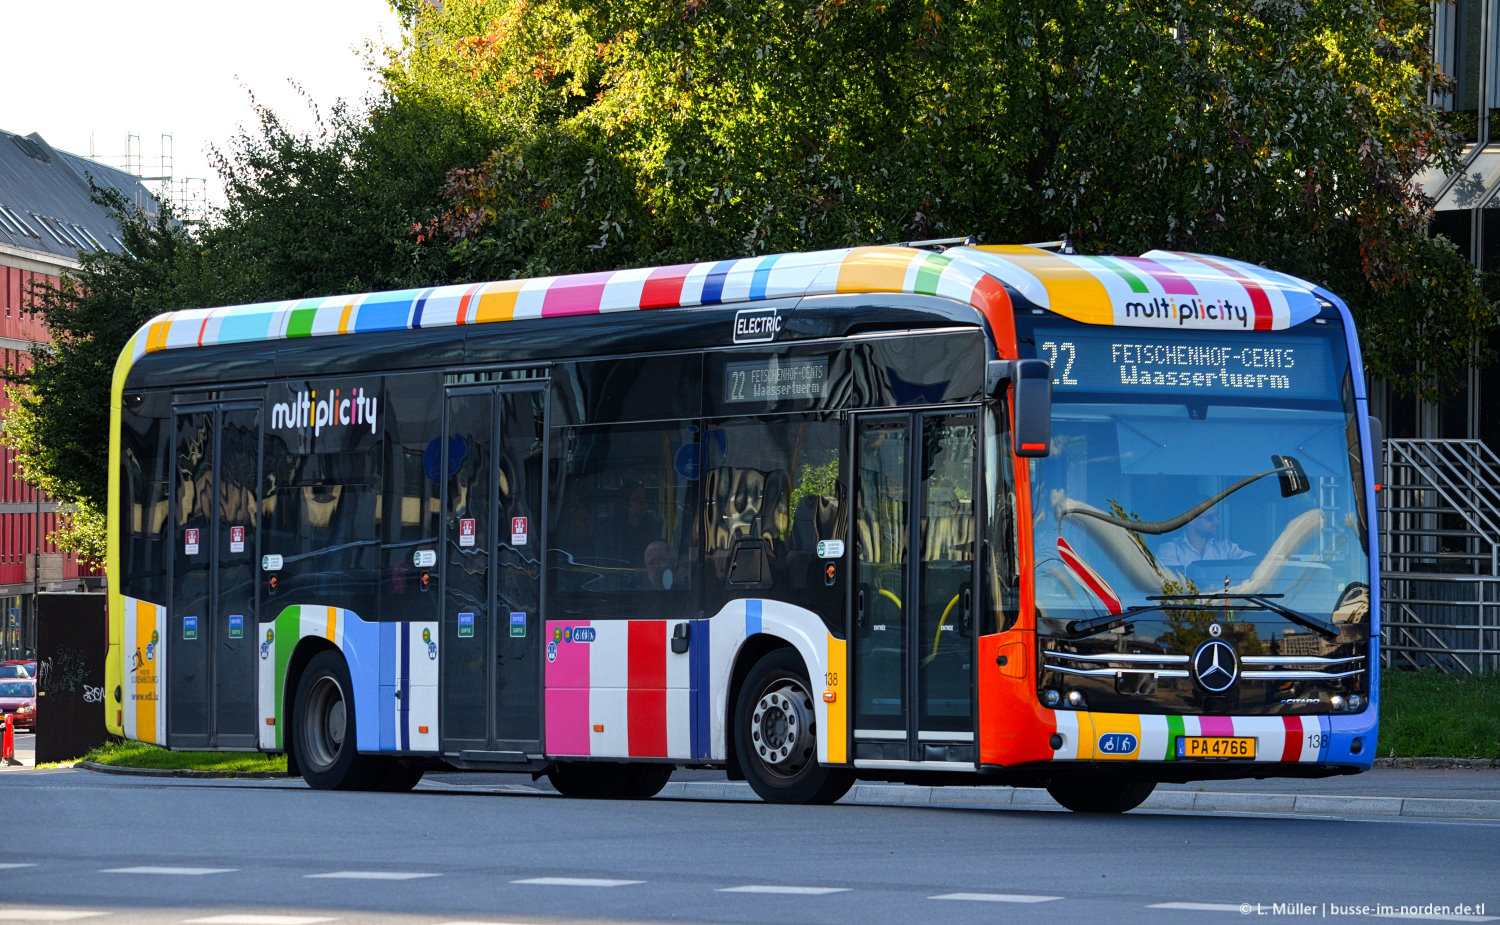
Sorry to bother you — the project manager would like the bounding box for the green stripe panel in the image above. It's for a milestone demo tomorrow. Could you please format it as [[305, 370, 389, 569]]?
[[1165, 714, 1184, 760], [285, 299, 324, 338], [272, 605, 303, 750], [914, 253, 952, 295], [1100, 256, 1150, 294]]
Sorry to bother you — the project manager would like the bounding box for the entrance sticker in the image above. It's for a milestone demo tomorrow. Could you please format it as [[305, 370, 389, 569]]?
[[229, 525, 245, 553], [228, 614, 244, 639], [183, 615, 198, 640], [511, 516, 528, 546], [459, 518, 477, 548], [184, 528, 200, 556], [510, 612, 527, 638], [458, 612, 475, 638]]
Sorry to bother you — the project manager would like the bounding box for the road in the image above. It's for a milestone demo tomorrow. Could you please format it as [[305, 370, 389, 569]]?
[[0, 767, 1496, 924]]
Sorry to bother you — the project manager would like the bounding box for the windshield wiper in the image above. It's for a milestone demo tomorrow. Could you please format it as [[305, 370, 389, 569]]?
[[1065, 592, 1340, 641]]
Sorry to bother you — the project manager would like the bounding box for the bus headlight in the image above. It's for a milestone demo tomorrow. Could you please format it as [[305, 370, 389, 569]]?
[[1348, 693, 1365, 712], [1329, 695, 1347, 712], [1066, 690, 1086, 709], [1043, 688, 1062, 708]]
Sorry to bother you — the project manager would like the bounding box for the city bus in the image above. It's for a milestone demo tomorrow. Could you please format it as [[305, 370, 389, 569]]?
[[104, 241, 1379, 812]]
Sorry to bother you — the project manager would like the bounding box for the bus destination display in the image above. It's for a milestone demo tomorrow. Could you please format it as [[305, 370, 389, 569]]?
[[724, 357, 829, 404], [1033, 327, 1337, 400]]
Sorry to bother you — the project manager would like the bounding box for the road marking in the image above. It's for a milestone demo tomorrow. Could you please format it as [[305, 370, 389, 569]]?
[[0, 863, 37, 870], [0, 913, 106, 922], [183, 917, 339, 925], [718, 885, 851, 895], [930, 892, 1063, 903], [304, 871, 440, 880], [100, 866, 237, 876], [1149, 902, 1247, 912], [511, 877, 643, 887]]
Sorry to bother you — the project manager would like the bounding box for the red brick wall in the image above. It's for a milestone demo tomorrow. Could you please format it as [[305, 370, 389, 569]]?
[[0, 262, 101, 581]]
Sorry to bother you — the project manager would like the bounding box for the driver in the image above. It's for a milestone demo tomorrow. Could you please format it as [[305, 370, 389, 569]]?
[[1157, 509, 1252, 568]]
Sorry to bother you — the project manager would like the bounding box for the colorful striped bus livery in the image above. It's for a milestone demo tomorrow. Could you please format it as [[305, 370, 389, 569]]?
[[107, 242, 1377, 811]]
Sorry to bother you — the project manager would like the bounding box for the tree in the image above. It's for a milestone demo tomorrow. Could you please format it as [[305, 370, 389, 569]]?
[[2, 189, 220, 565], [402, 0, 1491, 396]]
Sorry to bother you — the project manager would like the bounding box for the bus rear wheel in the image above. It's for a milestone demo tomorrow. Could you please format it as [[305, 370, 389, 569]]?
[[294, 651, 370, 790], [547, 762, 671, 799], [735, 648, 853, 805], [1045, 775, 1156, 813]]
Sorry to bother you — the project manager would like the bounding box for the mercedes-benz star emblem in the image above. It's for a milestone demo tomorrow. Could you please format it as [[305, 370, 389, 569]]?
[[1192, 639, 1240, 693]]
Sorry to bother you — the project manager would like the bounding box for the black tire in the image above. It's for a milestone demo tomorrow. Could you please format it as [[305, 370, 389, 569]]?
[[1045, 776, 1156, 813], [546, 761, 671, 799], [293, 650, 370, 790], [366, 759, 425, 793], [734, 648, 853, 805]]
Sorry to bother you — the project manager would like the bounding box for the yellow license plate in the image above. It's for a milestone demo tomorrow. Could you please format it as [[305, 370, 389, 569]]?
[[1177, 736, 1256, 759]]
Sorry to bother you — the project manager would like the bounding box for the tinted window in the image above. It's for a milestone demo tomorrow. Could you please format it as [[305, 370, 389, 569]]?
[[702, 415, 845, 629], [261, 378, 383, 619], [120, 391, 172, 604], [547, 422, 699, 618]]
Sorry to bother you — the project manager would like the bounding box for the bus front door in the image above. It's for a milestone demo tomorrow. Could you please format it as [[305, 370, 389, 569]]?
[[440, 385, 546, 762], [168, 402, 261, 750], [852, 410, 979, 766]]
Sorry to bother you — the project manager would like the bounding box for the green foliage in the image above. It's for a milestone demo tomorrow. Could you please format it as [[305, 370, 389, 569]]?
[[1, 189, 219, 563], [10, 0, 1498, 565], [399, 0, 1493, 396], [61, 738, 288, 773], [1381, 669, 1500, 759]]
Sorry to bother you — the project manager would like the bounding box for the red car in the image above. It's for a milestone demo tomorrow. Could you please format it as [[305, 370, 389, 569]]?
[[0, 679, 36, 730]]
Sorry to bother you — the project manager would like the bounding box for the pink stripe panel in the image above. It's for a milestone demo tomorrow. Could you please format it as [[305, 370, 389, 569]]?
[[542, 272, 616, 317], [1118, 256, 1199, 296], [544, 619, 591, 755], [1198, 716, 1235, 737]]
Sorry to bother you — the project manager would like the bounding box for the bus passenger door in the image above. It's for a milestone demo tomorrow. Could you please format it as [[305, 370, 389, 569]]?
[[440, 385, 545, 761], [168, 402, 261, 750], [852, 410, 978, 765]]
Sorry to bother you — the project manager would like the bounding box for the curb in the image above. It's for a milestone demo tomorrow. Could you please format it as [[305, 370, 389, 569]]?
[[656, 781, 1500, 820], [67, 761, 1500, 819], [1374, 757, 1500, 770], [74, 760, 290, 779]]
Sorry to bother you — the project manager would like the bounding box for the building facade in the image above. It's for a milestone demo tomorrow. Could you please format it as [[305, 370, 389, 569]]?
[[0, 129, 163, 659]]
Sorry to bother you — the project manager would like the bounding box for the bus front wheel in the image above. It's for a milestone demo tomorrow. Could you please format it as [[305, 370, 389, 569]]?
[[734, 648, 853, 805], [293, 650, 369, 790], [1045, 776, 1156, 813]]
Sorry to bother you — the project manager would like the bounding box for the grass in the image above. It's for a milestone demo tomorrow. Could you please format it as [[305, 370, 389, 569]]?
[[1379, 669, 1500, 759], [42, 739, 288, 774]]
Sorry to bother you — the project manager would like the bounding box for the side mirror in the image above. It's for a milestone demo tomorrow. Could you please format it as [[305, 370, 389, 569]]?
[[989, 358, 1052, 457]]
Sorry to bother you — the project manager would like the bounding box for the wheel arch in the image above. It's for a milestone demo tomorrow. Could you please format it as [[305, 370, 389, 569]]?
[[281, 635, 340, 773]]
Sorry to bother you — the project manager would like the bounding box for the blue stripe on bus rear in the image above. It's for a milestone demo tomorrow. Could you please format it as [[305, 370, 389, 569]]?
[[700, 260, 737, 304], [379, 621, 397, 750], [690, 618, 711, 760], [411, 288, 437, 329], [354, 291, 422, 333], [399, 624, 411, 751]]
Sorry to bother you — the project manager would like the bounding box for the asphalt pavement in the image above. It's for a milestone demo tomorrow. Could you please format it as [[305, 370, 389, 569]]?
[[9, 736, 1490, 820]]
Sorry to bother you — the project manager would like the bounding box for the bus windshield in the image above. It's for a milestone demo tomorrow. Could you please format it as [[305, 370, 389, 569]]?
[[1024, 321, 1371, 650]]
